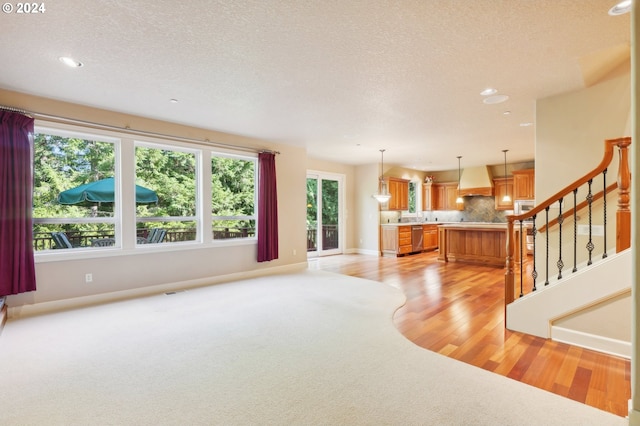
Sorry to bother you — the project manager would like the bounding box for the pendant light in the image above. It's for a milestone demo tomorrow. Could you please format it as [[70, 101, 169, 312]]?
[[373, 149, 391, 203], [502, 149, 511, 203], [456, 156, 464, 204]]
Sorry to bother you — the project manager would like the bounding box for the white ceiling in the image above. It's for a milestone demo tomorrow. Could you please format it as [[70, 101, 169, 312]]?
[[0, 0, 631, 170]]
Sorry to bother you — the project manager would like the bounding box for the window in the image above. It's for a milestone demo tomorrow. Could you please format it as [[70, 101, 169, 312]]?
[[211, 153, 257, 241], [135, 143, 199, 244], [33, 128, 118, 251], [408, 181, 417, 213], [32, 121, 259, 255]]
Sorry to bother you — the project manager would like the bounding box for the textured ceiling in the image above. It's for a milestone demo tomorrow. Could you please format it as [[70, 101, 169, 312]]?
[[0, 0, 631, 170]]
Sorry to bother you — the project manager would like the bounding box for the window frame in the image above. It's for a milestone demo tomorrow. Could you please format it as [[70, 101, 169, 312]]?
[[134, 140, 202, 246], [32, 120, 259, 263], [32, 124, 121, 253], [210, 150, 258, 244]]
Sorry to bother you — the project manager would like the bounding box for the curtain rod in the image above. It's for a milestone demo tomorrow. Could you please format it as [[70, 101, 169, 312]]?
[[0, 105, 32, 116], [0, 105, 280, 155]]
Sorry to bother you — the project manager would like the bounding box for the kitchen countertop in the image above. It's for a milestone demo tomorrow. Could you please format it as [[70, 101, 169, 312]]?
[[380, 222, 449, 226], [438, 222, 507, 229], [380, 222, 506, 227]]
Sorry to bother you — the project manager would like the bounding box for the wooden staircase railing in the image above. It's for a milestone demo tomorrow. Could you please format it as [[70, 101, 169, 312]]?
[[505, 137, 631, 311], [538, 182, 618, 233]]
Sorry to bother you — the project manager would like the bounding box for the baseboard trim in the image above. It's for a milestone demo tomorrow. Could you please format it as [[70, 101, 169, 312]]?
[[346, 248, 379, 256], [8, 262, 308, 320], [552, 326, 631, 359]]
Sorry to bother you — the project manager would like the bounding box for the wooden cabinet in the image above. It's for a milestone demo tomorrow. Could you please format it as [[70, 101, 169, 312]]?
[[432, 184, 445, 211], [381, 225, 413, 256], [493, 177, 514, 210], [445, 184, 463, 211], [382, 224, 438, 256], [432, 182, 464, 211], [385, 177, 409, 211], [422, 183, 434, 211], [513, 169, 535, 200], [397, 226, 412, 254], [422, 224, 438, 251]]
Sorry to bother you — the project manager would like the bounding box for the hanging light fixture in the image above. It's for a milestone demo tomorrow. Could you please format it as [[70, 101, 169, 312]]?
[[456, 156, 464, 204], [373, 149, 391, 203], [502, 149, 511, 203]]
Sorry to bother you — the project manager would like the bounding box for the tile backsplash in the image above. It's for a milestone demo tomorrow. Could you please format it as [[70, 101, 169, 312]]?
[[382, 196, 511, 223]]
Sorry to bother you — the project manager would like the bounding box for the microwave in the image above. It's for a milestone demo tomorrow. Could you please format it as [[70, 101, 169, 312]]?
[[514, 200, 535, 216]]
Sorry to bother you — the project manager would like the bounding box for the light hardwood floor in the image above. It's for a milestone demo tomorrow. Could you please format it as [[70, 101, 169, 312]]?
[[310, 251, 630, 417]]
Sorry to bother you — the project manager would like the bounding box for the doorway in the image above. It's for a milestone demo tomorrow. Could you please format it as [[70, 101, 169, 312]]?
[[306, 172, 344, 257]]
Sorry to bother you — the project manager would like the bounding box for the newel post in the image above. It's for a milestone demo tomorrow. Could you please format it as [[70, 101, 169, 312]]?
[[505, 218, 515, 316], [615, 137, 632, 252]]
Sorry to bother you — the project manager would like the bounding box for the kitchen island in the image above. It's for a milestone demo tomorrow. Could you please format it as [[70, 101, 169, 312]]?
[[437, 222, 507, 267]]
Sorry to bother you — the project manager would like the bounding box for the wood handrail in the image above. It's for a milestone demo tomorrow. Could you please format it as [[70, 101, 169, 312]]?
[[538, 182, 618, 232], [506, 137, 630, 224], [505, 137, 631, 310]]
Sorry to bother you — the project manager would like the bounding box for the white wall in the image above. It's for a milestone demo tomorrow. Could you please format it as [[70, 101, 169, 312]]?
[[536, 70, 631, 202], [355, 163, 382, 255], [630, 3, 640, 423]]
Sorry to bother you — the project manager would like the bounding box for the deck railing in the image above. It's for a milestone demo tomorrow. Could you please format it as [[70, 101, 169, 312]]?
[[505, 137, 631, 308], [34, 226, 256, 250], [306, 225, 339, 251]]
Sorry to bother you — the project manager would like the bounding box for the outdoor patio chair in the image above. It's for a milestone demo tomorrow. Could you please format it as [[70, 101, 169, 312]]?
[[146, 228, 159, 243], [148, 228, 166, 244], [50, 232, 76, 249], [91, 238, 115, 247]]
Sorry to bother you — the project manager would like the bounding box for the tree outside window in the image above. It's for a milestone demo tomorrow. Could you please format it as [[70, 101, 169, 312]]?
[[211, 154, 256, 240], [32, 129, 117, 250]]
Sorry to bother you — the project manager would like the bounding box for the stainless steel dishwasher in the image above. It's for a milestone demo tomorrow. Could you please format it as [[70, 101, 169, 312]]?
[[411, 225, 423, 253]]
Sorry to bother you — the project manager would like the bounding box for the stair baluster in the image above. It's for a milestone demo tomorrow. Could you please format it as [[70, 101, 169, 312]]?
[[603, 169, 608, 259], [586, 179, 594, 266], [556, 198, 564, 280], [572, 189, 578, 273], [531, 214, 538, 292], [545, 206, 550, 286]]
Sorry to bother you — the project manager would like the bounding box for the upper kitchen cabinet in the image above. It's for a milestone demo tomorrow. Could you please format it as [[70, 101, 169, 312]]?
[[493, 177, 514, 210], [423, 182, 434, 211], [512, 169, 535, 200], [432, 182, 463, 211], [385, 177, 409, 211]]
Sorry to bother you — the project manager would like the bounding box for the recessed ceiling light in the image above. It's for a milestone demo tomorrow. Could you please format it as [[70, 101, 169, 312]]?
[[608, 0, 631, 15], [169, 99, 179, 103], [59, 56, 83, 68], [503, 111, 511, 115], [483, 94, 509, 104], [520, 122, 534, 127], [480, 88, 497, 96]]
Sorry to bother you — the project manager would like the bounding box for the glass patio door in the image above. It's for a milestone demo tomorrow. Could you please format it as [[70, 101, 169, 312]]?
[[306, 172, 343, 257]]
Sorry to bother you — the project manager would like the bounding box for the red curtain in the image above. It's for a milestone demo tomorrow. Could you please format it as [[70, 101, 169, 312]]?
[[257, 152, 279, 262], [0, 111, 36, 296]]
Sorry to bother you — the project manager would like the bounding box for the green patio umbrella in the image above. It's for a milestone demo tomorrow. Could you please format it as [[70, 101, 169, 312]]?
[[57, 177, 158, 204]]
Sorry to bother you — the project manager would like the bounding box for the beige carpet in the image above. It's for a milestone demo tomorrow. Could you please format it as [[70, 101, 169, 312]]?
[[0, 270, 626, 425]]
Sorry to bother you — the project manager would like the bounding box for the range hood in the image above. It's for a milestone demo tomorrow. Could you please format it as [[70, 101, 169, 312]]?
[[458, 165, 494, 196]]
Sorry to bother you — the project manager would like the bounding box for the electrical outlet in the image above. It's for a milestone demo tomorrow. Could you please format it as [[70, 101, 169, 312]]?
[[85, 273, 93, 283], [293, 249, 297, 256]]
